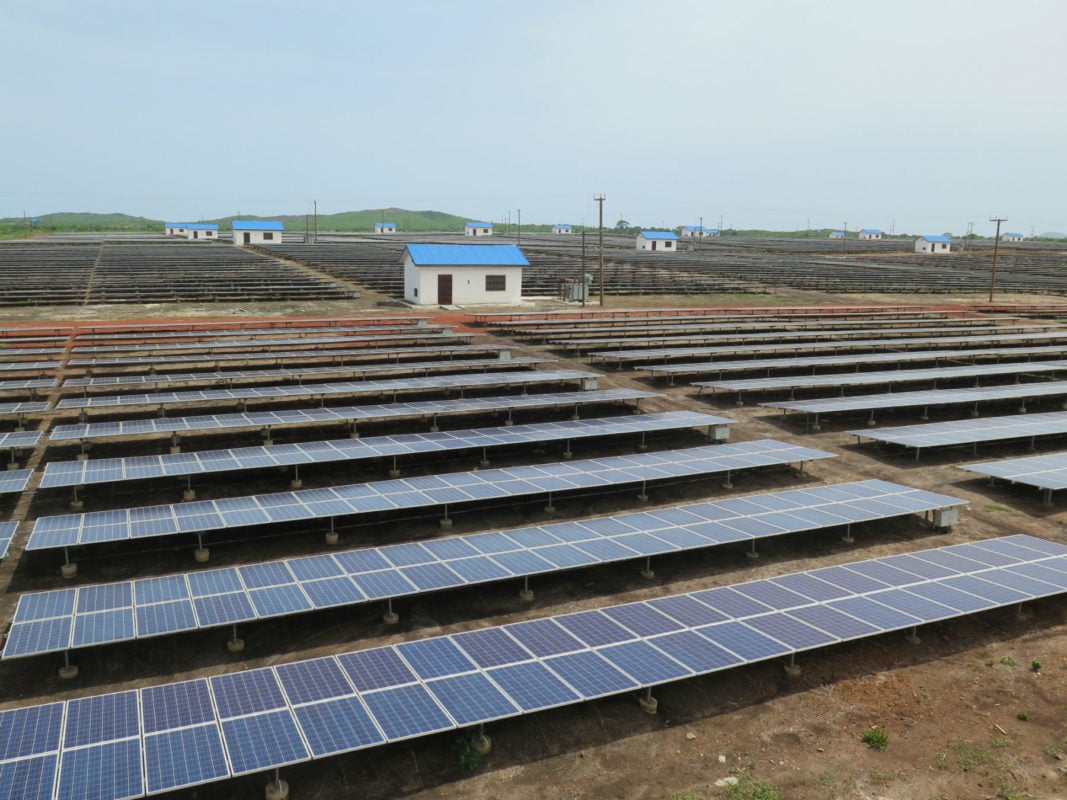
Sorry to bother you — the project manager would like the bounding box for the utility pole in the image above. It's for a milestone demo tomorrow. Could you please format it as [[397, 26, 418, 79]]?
[[580, 227, 587, 307], [719, 215, 724, 235], [517, 209, 521, 245], [842, 221, 847, 252], [595, 194, 606, 307], [988, 216, 1007, 302], [313, 200, 318, 244]]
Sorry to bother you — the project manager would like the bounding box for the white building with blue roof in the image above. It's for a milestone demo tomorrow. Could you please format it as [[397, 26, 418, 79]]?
[[375, 222, 397, 234], [232, 220, 284, 245], [464, 221, 493, 237], [915, 235, 952, 254], [859, 228, 883, 240], [1001, 231, 1025, 242], [164, 222, 187, 236], [403, 244, 527, 305], [636, 230, 679, 252], [680, 226, 718, 238], [184, 223, 218, 241], [552, 224, 573, 234]]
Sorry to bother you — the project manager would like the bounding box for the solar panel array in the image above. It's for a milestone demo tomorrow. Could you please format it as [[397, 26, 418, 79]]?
[[3, 534, 1064, 798], [0, 470, 32, 495], [48, 388, 657, 442], [851, 411, 1067, 451], [962, 454, 1067, 492], [40, 411, 731, 490], [0, 431, 43, 449], [28, 440, 834, 551], [5, 480, 962, 660], [0, 522, 16, 560], [54, 369, 599, 410], [69, 330, 448, 355]]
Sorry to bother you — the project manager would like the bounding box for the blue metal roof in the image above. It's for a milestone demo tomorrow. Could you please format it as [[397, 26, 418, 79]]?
[[830, 231, 845, 237], [405, 244, 528, 267], [164, 222, 186, 228], [185, 223, 219, 231], [375, 222, 396, 228], [465, 221, 493, 228], [920, 235, 952, 243], [639, 230, 678, 240], [1004, 232, 1023, 237], [553, 224, 572, 229], [232, 220, 284, 231], [860, 228, 882, 234]]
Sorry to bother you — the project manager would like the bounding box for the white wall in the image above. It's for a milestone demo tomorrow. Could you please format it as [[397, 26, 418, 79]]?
[[915, 239, 950, 254], [403, 256, 522, 304], [859, 231, 882, 240], [464, 226, 492, 237], [636, 236, 677, 252], [235, 229, 282, 245], [553, 227, 572, 234], [185, 229, 217, 240], [375, 225, 396, 233]]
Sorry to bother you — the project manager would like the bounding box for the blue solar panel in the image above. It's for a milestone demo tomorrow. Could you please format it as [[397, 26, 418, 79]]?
[[396, 638, 476, 680], [144, 725, 229, 794], [210, 669, 286, 719], [350, 570, 418, 600], [597, 640, 692, 684], [647, 630, 744, 673], [192, 593, 257, 626], [400, 562, 466, 591], [452, 628, 532, 668], [220, 710, 309, 775], [63, 692, 139, 749], [276, 658, 354, 706], [2, 617, 72, 657], [16, 589, 75, 621], [71, 609, 135, 648], [302, 577, 366, 608], [543, 650, 638, 698], [293, 697, 385, 757], [485, 660, 582, 712], [140, 680, 215, 735], [786, 604, 880, 639], [556, 610, 638, 647], [338, 648, 417, 692], [744, 613, 837, 649], [136, 600, 197, 636], [647, 595, 729, 627], [361, 684, 454, 740], [0, 703, 63, 759], [0, 754, 57, 800], [695, 621, 791, 661], [248, 584, 313, 617], [133, 575, 189, 604], [425, 673, 521, 725], [504, 618, 586, 657], [56, 738, 143, 800], [602, 603, 684, 637], [690, 587, 773, 618]]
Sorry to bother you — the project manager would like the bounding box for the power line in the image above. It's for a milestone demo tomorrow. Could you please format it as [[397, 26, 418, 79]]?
[[595, 194, 606, 308], [989, 216, 1007, 302]]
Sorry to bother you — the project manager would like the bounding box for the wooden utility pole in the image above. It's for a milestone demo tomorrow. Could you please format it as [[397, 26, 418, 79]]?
[[989, 216, 1007, 302], [595, 194, 605, 307], [580, 227, 587, 307]]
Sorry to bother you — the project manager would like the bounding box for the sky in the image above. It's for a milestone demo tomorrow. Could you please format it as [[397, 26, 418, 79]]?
[[2, 0, 1065, 236]]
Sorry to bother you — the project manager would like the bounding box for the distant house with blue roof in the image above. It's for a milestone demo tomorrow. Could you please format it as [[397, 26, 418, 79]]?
[[829, 231, 845, 239], [636, 230, 679, 252], [915, 235, 952, 254], [859, 228, 883, 240], [375, 222, 397, 234], [680, 226, 718, 238], [184, 223, 219, 241], [164, 222, 187, 236], [232, 220, 284, 245], [552, 224, 573, 234], [1001, 231, 1025, 243], [464, 221, 493, 237], [402, 243, 527, 305]]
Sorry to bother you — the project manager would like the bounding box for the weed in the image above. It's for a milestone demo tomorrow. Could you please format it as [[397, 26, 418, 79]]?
[[1017, 712, 1030, 721], [993, 737, 1014, 748], [861, 728, 888, 751], [985, 659, 996, 667], [1031, 660, 1042, 672], [1044, 745, 1062, 759], [1000, 656, 1016, 667], [937, 740, 995, 771], [986, 503, 1011, 512], [718, 773, 782, 800], [452, 733, 483, 773], [669, 794, 703, 800]]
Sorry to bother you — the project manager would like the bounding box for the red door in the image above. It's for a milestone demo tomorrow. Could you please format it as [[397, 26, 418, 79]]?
[[243, 232, 251, 244], [437, 274, 453, 304]]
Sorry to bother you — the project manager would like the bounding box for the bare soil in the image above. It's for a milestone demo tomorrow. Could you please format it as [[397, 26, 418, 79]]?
[[4, 291, 1067, 800]]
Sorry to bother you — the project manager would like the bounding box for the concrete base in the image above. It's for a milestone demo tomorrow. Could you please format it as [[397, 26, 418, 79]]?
[[636, 493, 649, 503], [263, 438, 273, 447], [518, 588, 535, 602], [905, 632, 921, 645], [5, 462, 18, 471], [290, 479, 303, 490], [722, 481, 733, 489], [1018, 407, 1027, 414], [504, 419, 514, 427], [226, 638, 245, 653], [439, 518, 453, 530], [388, 469, 401, 479], [169, 446, 181, 455], [69, 500, 84, 513], [562, 451, 573, 460], [970, 410, 980, 418], [182, 489, 197, 502], [639, 568, 655, 580], [570, 414, 581, 422], [841, 535, 855, 544], [638, 695, 659, 714], [920, 415, 929, 421], [383, 611, 400, 625], [867, 419, 877, 427], [479, 460, 491, 469], [194, 548, 210, 563], [745, 550, 760, 560], [75, 453, 88, 462], [543, 504, 556, 514], [472, 733, 493, 755], [60, 562, 78, 579], [812, 424, 822, 432], [58, 665, 79, 680], [324, 531, 339, 546], [784, 663, 802, 678], [265, 779, 289, 800]]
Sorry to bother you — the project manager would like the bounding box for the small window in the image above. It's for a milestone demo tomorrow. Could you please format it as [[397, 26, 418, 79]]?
[[413, 287, 418, 297], [485, 275, 506, 291], [263, 232, 274, 241], [664, 241, 673, 248]]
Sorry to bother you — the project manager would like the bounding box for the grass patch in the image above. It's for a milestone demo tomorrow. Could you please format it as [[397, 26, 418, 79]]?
[[936, 739, 996, 771], [669, 793, 703, 800], [1000, 656, 1017, 667], [718, 773, 782, 800], [861, 728, 889, 751], [985, 503, 1012, 512]]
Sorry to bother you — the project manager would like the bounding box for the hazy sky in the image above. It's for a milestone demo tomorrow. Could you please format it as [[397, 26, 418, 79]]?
[[3, 0, 1065, 235]]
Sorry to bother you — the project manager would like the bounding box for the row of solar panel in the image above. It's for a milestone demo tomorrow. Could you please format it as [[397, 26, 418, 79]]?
[[49, 388, 657, 441], [27, 440, 835, 550], [5, 479, 963, 659], [40, 411, 731, 489], [1, 535, 1062, 799], [70, 329, 448, 355], [72, 321, 431, 342], [55, 369, 598, 409], [851, 410, 1067, 450]]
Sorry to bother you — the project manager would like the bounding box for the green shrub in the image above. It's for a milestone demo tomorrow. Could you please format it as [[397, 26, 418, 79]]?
[[862, 728, 889, 751]]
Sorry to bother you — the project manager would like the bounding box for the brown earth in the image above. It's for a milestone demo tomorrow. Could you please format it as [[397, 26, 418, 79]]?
[[4, 290, 1067, 800]]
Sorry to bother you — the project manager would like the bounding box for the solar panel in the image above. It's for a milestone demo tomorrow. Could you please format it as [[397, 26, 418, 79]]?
[[49, 388, 658, 441], [6, 534, 1066, 799], [70, 329, 450, 354], [0, 402, 50, 415], [27, 440, 833, 552], [40, 411, 732, 489], [851, 410, 1067, 454], [0, 522, 17, 561], [8, 478, 962, 660], [0, 431, 43, 449], [0, 470, 31, 495], [55, 369, 599, 410], [962, 452, 1067, 494]]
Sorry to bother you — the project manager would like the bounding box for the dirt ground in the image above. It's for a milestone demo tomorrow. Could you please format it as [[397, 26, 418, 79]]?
[[5, 289, 1067, 800]]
